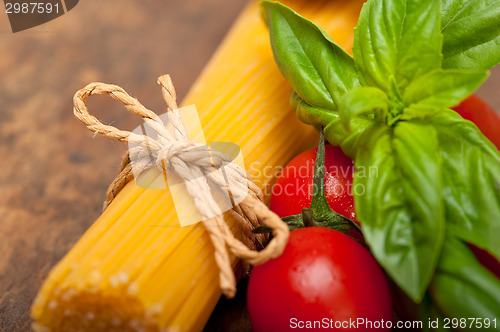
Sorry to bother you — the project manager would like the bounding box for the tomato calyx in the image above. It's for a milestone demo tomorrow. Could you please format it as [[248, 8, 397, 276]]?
[[295, 207, 358, 234], [254, 129, 361, 239]]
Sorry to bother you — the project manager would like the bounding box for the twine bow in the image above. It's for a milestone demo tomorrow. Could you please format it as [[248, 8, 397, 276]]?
[[73, 75, 289, 298]]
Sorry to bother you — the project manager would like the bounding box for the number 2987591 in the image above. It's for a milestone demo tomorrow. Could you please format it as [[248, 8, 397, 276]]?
[[443, 317, 496, 329], [5, 2, 60, 14]]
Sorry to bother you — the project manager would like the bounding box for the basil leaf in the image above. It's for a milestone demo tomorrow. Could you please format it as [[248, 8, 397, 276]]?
[[290, 89, 375, 160], [261, 1, 359, 110], [441, 0, 500, 71], [430, 233, 500, 323], [354, 122, 445, 301], [403, 69, 488, 108], [441, 0, 497, 24], [428, 109, 500, 259], [324, 119, 373, 160], [339, 87, 388, 129], [290, 92, 339, 128], [353, 0, 442, 94], [443, 38, 500, 71]]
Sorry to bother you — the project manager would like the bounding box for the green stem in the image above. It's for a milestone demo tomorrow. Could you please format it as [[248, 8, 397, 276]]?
[[301, 208, 317, 227], [309, 129, 332, 220], [282, 128, 362, 235]]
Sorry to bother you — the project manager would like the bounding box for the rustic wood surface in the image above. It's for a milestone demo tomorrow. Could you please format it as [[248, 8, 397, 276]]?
[[0, 1, 249, 330], [0, 1, 498, 331]]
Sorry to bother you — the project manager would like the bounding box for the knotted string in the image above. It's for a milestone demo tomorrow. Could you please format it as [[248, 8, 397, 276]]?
[[73, 75, 289, 298]]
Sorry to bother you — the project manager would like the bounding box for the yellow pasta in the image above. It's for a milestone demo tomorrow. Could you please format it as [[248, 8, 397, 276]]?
[[31, 1, 363, 331]]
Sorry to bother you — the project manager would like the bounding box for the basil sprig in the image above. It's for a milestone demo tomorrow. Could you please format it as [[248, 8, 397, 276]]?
[[261, 0, 500, 316]]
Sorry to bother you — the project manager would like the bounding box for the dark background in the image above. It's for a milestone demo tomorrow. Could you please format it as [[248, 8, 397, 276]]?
[[0, 1, 498, 331]]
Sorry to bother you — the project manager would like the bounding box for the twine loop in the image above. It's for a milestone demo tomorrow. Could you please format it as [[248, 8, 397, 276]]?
[[73, 75, 290, 298]]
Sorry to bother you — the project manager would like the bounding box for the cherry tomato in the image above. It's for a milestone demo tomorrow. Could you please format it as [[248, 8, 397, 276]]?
[[452, 94, 500, 149], [468, 244, 500, 279], [247, 227, 393, 331], [270, 145, 357, 222]]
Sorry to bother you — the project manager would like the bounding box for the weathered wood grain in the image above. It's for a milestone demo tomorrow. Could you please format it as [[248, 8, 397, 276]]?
[[0, 1, 498, 331], [0, 1, 246, 330]]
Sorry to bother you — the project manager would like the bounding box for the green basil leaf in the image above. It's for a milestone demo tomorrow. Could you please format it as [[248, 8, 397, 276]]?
[[339, 87, 387, 129], [441, 0, 500, 71], [324, 118, 374, 160], [353, 0, 442, 94], [403, 69, 488, 108], [443, 38, 500, 71], [261, 1, 359, 110], [290, 92, 339, 128], [400, 105, 440, 121], [288, 86, 375, 161], [430, 233, 500, 324], [441, 0, 497, 24], [354, 122, 445, 301], [428, 109, 500, 260]]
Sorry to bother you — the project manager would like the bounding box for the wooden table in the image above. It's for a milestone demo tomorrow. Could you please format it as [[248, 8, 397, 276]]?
[[0, 1, 498, 331], [0, 1, 250, 330]]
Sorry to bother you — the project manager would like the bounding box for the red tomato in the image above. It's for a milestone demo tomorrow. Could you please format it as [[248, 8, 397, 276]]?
[[247, 227, 393, 331], [468, 244, 500, 279], [452, 95, 500, 149], [270, 145, 357, 222]]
